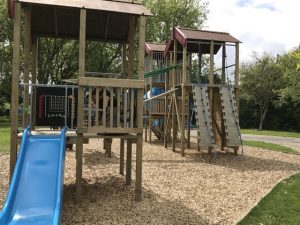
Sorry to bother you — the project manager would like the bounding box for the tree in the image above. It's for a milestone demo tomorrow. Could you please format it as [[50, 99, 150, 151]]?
[[240, 53, 283, 130], [0, 0, 14, 102], [143, 0, 208, 42], [37, 38, 78, 84], [277, 47, 300, 104], [37, 39, 125, 84]]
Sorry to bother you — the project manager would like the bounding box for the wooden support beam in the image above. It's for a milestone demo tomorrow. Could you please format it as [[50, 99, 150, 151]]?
[[163, 56, 169, 147], [172, 40, 178, 152], [135, 134, 143, 201], [235, 42, 240, 112], [31, 35, 38, 85], [181, 45, 187, 155], [88, 87, 92, 127], [187, 92, 191, 149], [31, 35, 38, 128], [234, 42, 240, 155], [78, 127, 143, 134], [10, 2, 21, 179], [126, 139, 132, 185], [78, 77, 144, 89], [128, 16, 135, 79], [222, 44, 226, 84], [104, 138, 112, 158], [198, 45, 202, 83], [130, 89, 134, 128], [120, 138, 125, 175], [76, 8, 86, 202], [122, 43, 127, 78], [209, 41, 214, 85], [75, 133, 83, 202], [117, 88, 121, 127], [123, 88, 127, 127], [95, 88, 99, 126], [137, 15, 145, 125], [23, 6, 31, 128], [209, 41, 214, 155], [135, 16, 145, 201], [149, 52, 153, 143], [103, 87, 107, 127], [110, 90, 114, 127]]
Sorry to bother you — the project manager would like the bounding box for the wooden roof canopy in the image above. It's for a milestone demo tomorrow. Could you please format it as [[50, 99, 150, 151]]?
[[164, 27, 241, 56], [144, 43, 166, 55], [9, 0, 151, 42]]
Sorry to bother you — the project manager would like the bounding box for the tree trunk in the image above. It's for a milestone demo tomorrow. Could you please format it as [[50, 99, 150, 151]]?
[[259, 103, 268, 130]]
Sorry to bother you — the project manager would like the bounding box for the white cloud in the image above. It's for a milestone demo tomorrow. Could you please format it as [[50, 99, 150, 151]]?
[[205, 0, 300, 62]]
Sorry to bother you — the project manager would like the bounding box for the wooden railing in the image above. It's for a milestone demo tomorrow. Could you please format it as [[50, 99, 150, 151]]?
[[146, 96, 188, 116], [149, 97, 166, 115], [78, 77, 144, 134]]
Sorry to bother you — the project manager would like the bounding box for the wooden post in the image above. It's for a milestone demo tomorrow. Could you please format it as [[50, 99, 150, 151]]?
[[235, 42, 240, 111], [128, 16, 135, 79], [164, 55, 170, 148], [122, 43, 127, 78], [222, 44, 226, 84], [187, 53, 191, 148], [221, 44, 226, 151], [209, 41, 214, 86], [23, 7, 31, 128], [120, 139, 125, 175], [135, 15, 145, 201], [181, 44, 187, 156], [208, 40, 214, 155], [10, 2, 21, 179], [198, 45, 202, 83], [31, 35, 38, 128], [104, 138, 112, 157], [126, 139, 132, 185], [149, 52, 153, 143], [234, 42, 240, 156], [172, 40, 177, 152], [76, 8, 86, 202]]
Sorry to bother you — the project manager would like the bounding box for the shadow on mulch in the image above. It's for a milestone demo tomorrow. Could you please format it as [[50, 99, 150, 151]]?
[[83, 150, 119, 166], [62, 176, 209, 225], [143, 146, 300, 173]]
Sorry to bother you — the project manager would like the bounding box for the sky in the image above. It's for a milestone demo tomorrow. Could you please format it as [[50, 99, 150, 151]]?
[[206, 0, 300, 62]]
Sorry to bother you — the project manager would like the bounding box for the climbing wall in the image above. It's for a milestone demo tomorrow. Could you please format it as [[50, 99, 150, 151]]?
[[192, 85, 215, 147], [219, 85, 241, 147]]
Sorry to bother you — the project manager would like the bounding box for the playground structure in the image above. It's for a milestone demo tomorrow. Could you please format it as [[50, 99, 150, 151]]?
[[1, 0, 244, 223], [143, 27, 242, 156], [3, 0, 150, 224]]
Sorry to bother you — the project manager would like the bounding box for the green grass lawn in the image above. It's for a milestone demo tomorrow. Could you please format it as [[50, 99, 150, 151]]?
[[241, 129, 300, 138], [0, 117, 10, 153], [238, 173, 300, 225], [243, 140, 299, 154]]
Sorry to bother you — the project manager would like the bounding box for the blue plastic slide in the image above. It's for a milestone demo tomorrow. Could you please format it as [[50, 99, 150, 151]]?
[[0, 127, 66, 225]]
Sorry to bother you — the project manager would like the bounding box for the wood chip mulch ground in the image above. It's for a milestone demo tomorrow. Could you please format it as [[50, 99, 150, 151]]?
[[1, 137, 300, 225]]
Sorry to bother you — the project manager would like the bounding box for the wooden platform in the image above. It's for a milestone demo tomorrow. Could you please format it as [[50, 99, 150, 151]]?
[[17, 130, 138, 144]]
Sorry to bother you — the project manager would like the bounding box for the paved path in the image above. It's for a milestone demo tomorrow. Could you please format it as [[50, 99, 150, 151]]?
[[242, 134, 300, 152]]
